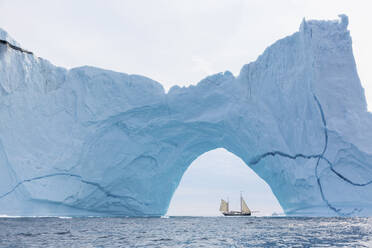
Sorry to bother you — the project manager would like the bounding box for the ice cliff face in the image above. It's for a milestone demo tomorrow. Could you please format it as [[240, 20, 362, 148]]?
[[1, 15, 372, 216]]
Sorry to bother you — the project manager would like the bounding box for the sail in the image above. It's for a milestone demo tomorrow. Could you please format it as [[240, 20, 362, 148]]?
[[219, 199, 229, 212], [241, 197, 251, 214]]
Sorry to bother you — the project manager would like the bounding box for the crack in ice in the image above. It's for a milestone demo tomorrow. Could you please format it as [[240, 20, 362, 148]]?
[[310, 95, 371, 215], [0, 172, 142, 205], [311, 94, 342, 214], [0, 39, 33, 55], [250, 151, 321, 166], [250, 94, 371, 216]]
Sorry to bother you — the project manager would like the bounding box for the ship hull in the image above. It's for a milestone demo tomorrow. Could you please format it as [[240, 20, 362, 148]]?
[[222, 212, 251, 216]]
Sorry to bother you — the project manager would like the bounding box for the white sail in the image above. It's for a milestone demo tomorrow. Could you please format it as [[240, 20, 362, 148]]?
[[219, 199, 229, 212], [241, 197, 251, 214]]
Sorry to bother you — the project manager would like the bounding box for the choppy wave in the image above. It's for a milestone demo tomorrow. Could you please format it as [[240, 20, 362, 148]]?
[[0, 217, 371, 247]]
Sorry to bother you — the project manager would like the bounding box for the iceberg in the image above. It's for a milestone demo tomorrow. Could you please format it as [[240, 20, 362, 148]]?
[[0, 15, 372, 216]]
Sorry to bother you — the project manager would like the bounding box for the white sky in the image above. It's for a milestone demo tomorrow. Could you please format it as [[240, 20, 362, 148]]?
[[1, 0, 371, 215]]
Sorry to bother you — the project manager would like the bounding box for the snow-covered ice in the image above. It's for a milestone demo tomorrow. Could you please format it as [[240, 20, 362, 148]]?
[[0, 15, 372, 216]]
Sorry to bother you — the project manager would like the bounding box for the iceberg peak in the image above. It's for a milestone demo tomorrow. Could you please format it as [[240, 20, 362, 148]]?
[[338, 14, 349, 28], [300, 14, 349, 35]]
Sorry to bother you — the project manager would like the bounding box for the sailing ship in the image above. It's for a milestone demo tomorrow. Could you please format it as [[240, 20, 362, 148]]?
[[219, 194, 251, 216]]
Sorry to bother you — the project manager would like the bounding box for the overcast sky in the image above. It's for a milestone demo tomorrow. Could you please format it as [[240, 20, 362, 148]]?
[[1, 0, 371, 215]]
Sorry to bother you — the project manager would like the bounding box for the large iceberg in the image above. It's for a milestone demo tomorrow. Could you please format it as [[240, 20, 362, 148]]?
[[0, 15, 372, 216]]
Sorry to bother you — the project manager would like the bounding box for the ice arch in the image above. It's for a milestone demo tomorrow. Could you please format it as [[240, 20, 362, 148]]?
[[166, 148, 284, 216], [0, 15, 372, 217]]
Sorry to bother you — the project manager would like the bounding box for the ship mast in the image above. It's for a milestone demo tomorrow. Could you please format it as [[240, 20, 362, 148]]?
[[240, 191, 243, 213], [240, 192, 251, 214]]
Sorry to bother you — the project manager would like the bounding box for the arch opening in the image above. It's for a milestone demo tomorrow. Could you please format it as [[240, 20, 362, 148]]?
[[167, 148, 284, 216]]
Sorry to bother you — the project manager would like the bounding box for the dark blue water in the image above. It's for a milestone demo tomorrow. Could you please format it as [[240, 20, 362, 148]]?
[[0, 217, 371, 247]]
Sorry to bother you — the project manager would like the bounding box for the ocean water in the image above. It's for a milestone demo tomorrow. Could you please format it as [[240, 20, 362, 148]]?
[[0, 217, 371, 247]]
